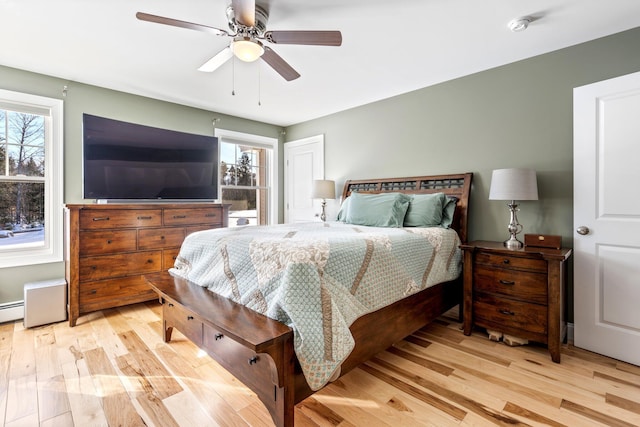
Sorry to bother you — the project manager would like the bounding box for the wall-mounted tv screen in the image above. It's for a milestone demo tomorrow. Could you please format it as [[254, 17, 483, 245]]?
[[83, 114, 218, 201]]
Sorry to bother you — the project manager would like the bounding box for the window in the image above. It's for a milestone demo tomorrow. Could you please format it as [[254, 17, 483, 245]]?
[[215, 129, 278, 226], [0, 89, 63, 268]]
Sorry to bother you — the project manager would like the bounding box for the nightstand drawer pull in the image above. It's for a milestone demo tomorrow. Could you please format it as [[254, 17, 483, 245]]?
[[173, 215, 187, 219], [92, 217, 110, 222], [502, 259, 510, 264], [499, 309, 515, 316], [248, 356, 258, 365], [499, 279, 515, 285], [215, 333, 223, 340], [137, 215, 152, 220]]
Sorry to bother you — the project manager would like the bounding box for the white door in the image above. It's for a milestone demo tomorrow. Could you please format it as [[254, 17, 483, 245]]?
[[574, 71, 640, 364], [284, 135, 324, 223]]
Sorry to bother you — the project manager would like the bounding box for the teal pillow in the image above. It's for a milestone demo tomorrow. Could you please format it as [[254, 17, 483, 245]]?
[[440, 196, 458, 228], [343, 192, 411, 227], [403, 193, 447, 227], [336, 196, 351, 221]]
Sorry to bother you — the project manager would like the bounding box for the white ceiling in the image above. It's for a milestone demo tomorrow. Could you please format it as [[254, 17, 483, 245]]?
[[2, 1, 640, 127]]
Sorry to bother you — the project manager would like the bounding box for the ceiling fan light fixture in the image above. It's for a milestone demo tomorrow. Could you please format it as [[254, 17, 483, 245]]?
[[232, 37, 265, 62]]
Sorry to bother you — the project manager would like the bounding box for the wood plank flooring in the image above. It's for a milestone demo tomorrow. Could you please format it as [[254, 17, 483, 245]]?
[[1, 302, 639, 426]]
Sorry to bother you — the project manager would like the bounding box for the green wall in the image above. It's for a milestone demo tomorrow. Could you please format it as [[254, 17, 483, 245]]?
[[0, 65, 282, 304], [285, 27, 640, 322]]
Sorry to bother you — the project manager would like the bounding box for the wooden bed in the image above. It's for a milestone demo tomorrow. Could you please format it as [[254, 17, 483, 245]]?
[[144, 172, 472, 427]]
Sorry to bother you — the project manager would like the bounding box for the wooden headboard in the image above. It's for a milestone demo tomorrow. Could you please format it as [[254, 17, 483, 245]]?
[[341, 173, 473, 243]]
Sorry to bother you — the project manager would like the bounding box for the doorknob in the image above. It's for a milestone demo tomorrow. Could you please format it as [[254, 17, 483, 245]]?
[[576, 226, 590, 235]]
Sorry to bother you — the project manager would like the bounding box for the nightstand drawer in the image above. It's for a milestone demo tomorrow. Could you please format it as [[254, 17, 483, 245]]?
[[475, 252, 546, 272], [473, 293, 547, 335], [474, 266, 547, 304]]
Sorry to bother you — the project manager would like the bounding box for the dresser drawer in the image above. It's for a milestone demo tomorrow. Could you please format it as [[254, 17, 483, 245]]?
[[474, 265, 547, 304], [79, 251, 162, 281], [80, 209, 162, 230], [164, 207, 222, 226], [473, 293, 547, 335], [162, 248, 180, 269], [164, 299, 203, 346], [138, 227, 185, 250], [79, 230, 137, 255], [475, 252, 546, 272], [79, 276, 157, 312]]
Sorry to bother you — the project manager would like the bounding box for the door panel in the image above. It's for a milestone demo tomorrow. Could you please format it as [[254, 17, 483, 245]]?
[[284, 135, 324, 223], [574, 71, 640, 365]]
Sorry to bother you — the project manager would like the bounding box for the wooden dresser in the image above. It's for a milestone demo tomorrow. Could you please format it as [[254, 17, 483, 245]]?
[[460, 240, 572, 362], [65, 203, 229, 326]]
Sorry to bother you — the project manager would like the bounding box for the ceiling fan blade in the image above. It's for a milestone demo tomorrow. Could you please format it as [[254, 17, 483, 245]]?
[[231, 0, 255, 27], [197, 47, 233, 72], [261, 47, 300, 81], [265, 30, 342, 46], [136, 12, 228, 36]]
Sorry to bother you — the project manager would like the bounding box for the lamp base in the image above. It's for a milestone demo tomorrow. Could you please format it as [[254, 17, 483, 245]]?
[[503, 236, 524, 249]]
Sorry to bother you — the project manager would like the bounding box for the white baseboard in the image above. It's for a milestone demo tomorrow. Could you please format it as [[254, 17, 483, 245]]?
[[0, 300, 24, 323], [567, 322, 574, 344]]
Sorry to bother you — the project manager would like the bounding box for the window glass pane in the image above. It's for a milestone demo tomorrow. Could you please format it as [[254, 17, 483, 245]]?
[[0, 181, 45, 248], [5, 111, 45, 177], [219, 139, 271, 225]]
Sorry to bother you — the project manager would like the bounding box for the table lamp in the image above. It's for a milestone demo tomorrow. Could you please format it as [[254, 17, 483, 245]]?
[[312, 179, 335, 222], [489, 168, 538, 249]]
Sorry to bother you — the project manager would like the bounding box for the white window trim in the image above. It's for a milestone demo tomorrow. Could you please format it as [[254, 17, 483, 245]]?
[[0, 89, 64, 268], [214, 128, 278, 225]]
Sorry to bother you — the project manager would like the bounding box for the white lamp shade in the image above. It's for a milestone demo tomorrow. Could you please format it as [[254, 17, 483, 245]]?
[[312, 179, 336, 199], [489, 168, 538, 201]]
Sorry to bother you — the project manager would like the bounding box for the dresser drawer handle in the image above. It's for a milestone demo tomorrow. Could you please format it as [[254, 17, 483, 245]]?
[[187, 315, 194, 320], [215, 333, 223, 340], [90, 289, 97, 295], [499, 309, 515, 316], [168, 303, 174, 307], [160, 235, 165, 240], [248, 356, 258, 365], [137, 216, 152, 220], [499, 280, 515, 286], [205, 213, 217, 217], [502, 259, 510, 264], [173, 215, 187, 219], [106, 240, 112, 244], [92, 217, 110, 222], [147, 259, 154, 264]]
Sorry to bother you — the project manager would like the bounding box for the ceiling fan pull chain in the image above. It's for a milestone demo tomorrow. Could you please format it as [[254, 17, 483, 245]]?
[[258, 62, 262, 106], [232, 56, 236, 96]]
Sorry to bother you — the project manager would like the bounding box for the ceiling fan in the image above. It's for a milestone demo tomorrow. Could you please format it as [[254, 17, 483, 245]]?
[[136, 0, 342, 81]]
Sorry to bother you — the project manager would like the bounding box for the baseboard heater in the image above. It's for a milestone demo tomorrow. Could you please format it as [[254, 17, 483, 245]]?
[[0, 300, 24, 324]]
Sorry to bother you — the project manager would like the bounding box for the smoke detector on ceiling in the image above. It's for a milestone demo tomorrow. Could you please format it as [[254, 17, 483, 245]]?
[[508, 17, 532, 32]]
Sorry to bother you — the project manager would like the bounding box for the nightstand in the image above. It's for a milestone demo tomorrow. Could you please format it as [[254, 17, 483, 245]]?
[[460, 240, 572, 362]]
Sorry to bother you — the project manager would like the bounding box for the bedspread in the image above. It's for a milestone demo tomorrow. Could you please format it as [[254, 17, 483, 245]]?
[[170, 221, 461, 390]]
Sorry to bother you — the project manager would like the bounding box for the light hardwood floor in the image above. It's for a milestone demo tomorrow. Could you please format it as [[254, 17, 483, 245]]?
[[2, 302, 640, 426]]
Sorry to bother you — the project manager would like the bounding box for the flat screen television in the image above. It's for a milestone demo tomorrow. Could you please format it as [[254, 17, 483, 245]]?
[[83, 114, 218, 201]]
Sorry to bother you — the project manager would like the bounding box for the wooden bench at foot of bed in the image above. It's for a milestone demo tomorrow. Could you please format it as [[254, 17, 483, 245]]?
[[145, 270, 461, 427], [144, 271, 296, 427]]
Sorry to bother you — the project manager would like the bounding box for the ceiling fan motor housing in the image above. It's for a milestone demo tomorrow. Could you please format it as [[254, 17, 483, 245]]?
[[226, 4, 269, 36]]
